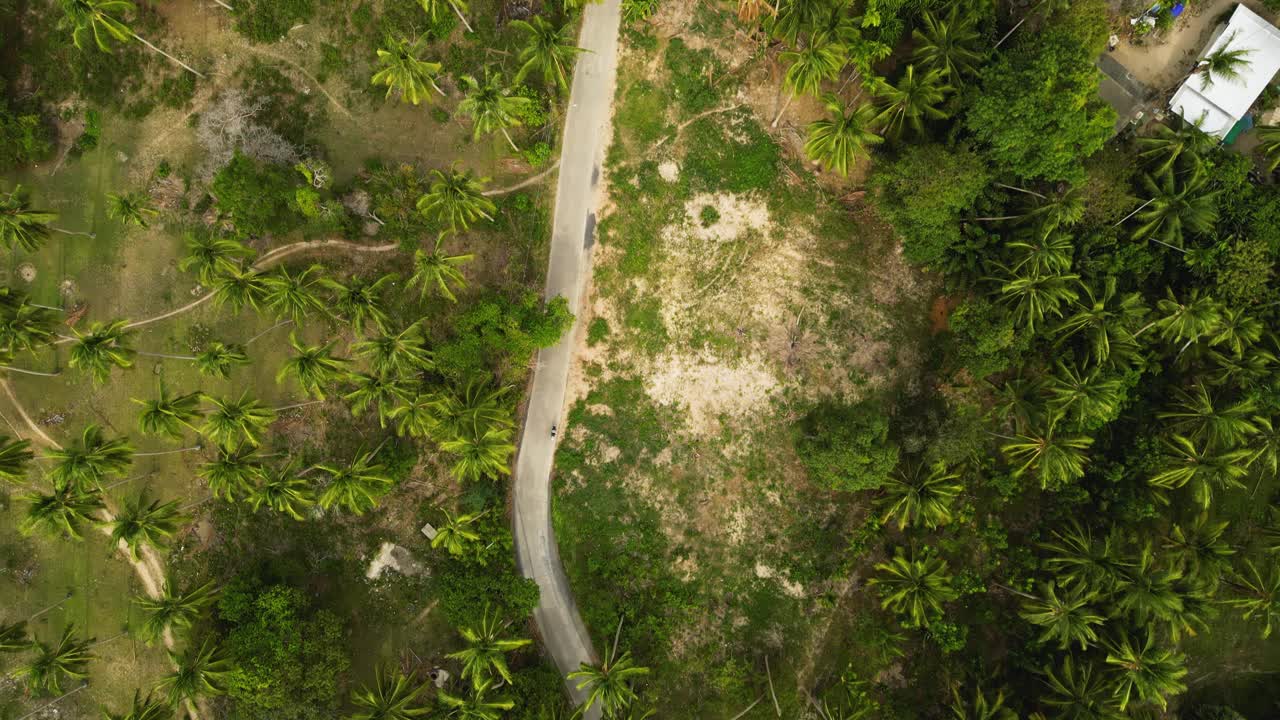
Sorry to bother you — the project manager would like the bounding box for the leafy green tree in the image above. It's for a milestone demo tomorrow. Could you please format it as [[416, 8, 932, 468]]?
[[372, 35, 444, 105], [199, 447, 264, 501], [109, 490, 185, 560], [912, 5, 983, 82], [0, 184, 55, 252], [1148, 434, 1249, 511], [18, 624, 93, 694], [134, 385, 203, 439], [457, 70, 532, 152], [20, 486, 104, 540], [314, 449, 392, 514], [211, 267, 269, 313], [210, 153, 297, 236], [247, 459, 314, 520], [568, 626, 649, 719], [263, 265, 328, 325], [1001, 422, 1093, 489], [407, 235, 475, 301], [877, 461, 962, 530], [107, 191, 158, 227], [135, 579, 219, 643], [1104, 632, 1187, 711], [1053, 278, 1146, 367], [69, 319, 136, 383], [48, 424, 134, 491], [416, 170, 495, 232], [869, 549, 957, 628], [102, 691, 171, 720], [196, 341, 250, 379], [871, 64, 952, 139], [796, 401, 898, 492], [1136, 122, 1214, 175], [1020, 581, 1104, 650], [1195, 32, 1252, 89], [278, 334, 349, 399], [178, 231, 254, 284], [348, 666, 430, 720], [1038, 655, 1123, 720], [0, 434, 33, 483], [345, 372, 411, 428], [1226, 559, 1280, 638], [447, 607, 531, 684], [804, 95, 882, 177], [322, 273, 395, 335], [1132, 168, 1220, 248], [512, 16, 584, 91], [353, 322, 434, 375], [158, 638, 232, 706], [201, 393, 277, 449], [432, 508, 486, 557]]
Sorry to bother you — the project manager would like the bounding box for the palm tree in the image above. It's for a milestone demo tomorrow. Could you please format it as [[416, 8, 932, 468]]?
[[1038, 655, 1123, 720], [871, 64, 952, 139], [1148, 434, 1249, 511], [1053, 278, 1146, 367], [0, 290, 60, 354], [1164, 515, 1233, 587], [278, 334, 348, 399], [157, 638, 232, 706], [107, 191, 158, 227], [437, 676, 514, 720], [345, 372, 412, 428], [199, 447, 264, 502], [440, 425, 514, 483], [0, 620, 27, 653], [1140, 288, 1222, 347], [435, 377, 513, 439], [1104, 632, 1187, 711], [1226, 560, 1280, 638], [1195, 32, 1252, 90], [60, 0, 204, 76], [1136, 122, 1214, 175], [390, 393, 442, 439], [314, 449, 392, 514], [134, 385, 203, 439], [911, 6, 982, 82], [1158, 382, 1259, 449], [432, 508, 486, 557], [109, 489, 185, 560], [948, 685, 1016, 720], [877, 461, 962, 530], [1020, 581, 1104, 651], [1209, 307, 1263, 358], [135, 578, 219, 642], [773, 32, 846, 127], [1040, 521, 1129, 593], [69, 319, 136, 383], [804, 96, 882, 176], [458, 69, 532, 152], [353, 322, 434, 375], [178, 232, 254, 284], [416, 170, 495, 232], [372, 35, 444, 105], [0, 434, 33, 483], [18, 624, 93, 694], [102, 690, 171, 720], [568, 621, 649, 718], [1114, 544, 1185, 626], [1132, 168, 1220, 248], [996, 266, 1080, 334], [512, 16, 584, 92], [20, 486, 104, 540], [349, 666, 431, 720], [417, 0, 473, 34], [1044, 363, 1123, 428], [406, 237, 474, 304], [1001, 422, 1093, 489], [201, 393, 277, 449], [1006, 231, 1074, 275], [0, 184, 55, 252], [447, 607, 532, 684], [1257, 124, 1280, 171], [210, 266, 268, 313], [47, 424, 134, 491], [195, 341, 250, 379], [322, 273, 396, 335], [262, 264, 327, 325], [869, 549, 957, 627], [247, 460, 313, 520]]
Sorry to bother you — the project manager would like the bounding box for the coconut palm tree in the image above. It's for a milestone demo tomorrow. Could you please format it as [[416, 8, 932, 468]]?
[[18, 624, 93, 694], [512, 16, 584, 92], [1114, 544, 1185, 626], [769, 0, 824, 45], [321, 273, 396, 335], [107, 191, 158, 228], [199, 447, 264, 502], [437, 676, 514, 720], [1195, 32, 1252, 90], [869, 549, 957, 627], [948, 685, 1016, 720], [1226, 559, 1280, 638], [1136, 122, 1215, 175], [157, 638, 232, 706], [1132, 168, 1220, 249], [345, 372, 412, 428], [1001, 421, 1093, 489], [1104, 632, 1187, 711], [568, 622, 649, 718], [278, 334, 349, 399], [108, 489, 185, 560], [69, 319, 136, 383], [436, 377, 513, 439], [1006, 230, 1074, 275], [178, 232, 254, 284], [349, 666, 431, 720], [60, 0, 204, 76], [1040, 520, 1129, 593], [1038, 656, 1123, 720], [1164, 515, 1233, 588], [372, 35, 444, 106], [0, 620, 28, 653], [195, 341, 250, 379], [1158, 382, 1259, 449], [1140, 288, 1222, 348], [911, 6, 983, 82], [102, 690, 171, 720], [262, 264, 328, 325], [313, 449, 392, 514], [210, 266, 268, 313], [247, 460, 313, 520], [432, 508, 486, 557], [201, 393, 277, 450], [804, 96, 882, 176], [0, 184, 56, 252], [447, 607, 532, 684], [440, 425, 514, 483], [1257, 124, 1280, 171], [1208, 307, 1263, 359], [1148, 434, 1249, 511], [877, 461, 962, 530], [416, 170, 495, 232], [871, 64, 952, 139], [0, 294, 60, 355], [1044, 363, 1123, 428], [1019, 581, 1105, 651], [47, 424, 134, 491], [457, 69, 532, 152], [773, 32, 846, 127], [417, 0, 473, 34], [135, 578, 219, 643], [0, 434, 33, 483], [20, 486, 104, 540], [1053, 278, 1146, 367], [390, 393, 443, 439], [134, 385, 203, 439], [407, 236, 475, 302], [995, 266, 1080, 335], [353, 322, 434, 376]]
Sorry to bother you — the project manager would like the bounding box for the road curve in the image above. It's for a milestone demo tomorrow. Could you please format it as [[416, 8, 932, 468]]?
[[512, 1, 622, 717]]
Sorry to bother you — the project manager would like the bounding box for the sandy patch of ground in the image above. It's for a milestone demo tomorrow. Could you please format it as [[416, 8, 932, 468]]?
[[645, 351, 780, 435]]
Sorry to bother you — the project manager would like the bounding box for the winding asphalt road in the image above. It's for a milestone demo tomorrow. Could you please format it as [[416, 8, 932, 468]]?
[[511, 1, 621, 717]]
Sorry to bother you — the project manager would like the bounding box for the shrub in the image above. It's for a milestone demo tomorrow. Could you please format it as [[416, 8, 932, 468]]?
[[699, 204, 720, 227], [683, 113, 778, 193], [211, 152, 299, 237], [71, 109, 101, 155], [945, 297, 1029, 380], [0, 106, 51, 169], [664, 38, 721, 115], [796, 401, 899, 493], [158, 71, 197, 109], [233, 0, 315, 43], [587, 317, 610, 346]]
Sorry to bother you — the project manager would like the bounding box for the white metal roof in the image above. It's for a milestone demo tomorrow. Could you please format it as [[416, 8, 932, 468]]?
[[1169, 4, 1280, 138]]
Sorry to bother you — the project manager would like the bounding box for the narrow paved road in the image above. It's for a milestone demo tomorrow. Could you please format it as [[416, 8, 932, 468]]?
[[512, 1, 621, 717]]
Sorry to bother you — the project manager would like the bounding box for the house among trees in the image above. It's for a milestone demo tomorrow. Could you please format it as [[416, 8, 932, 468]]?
[[1169, 3, 1280, 139]]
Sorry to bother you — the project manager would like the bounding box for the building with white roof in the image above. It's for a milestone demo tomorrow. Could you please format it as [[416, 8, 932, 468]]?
[[1168, 3, 1280, 138]]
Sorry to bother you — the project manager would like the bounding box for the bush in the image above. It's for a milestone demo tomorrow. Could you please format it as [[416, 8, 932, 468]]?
[[664, 38, 721, 115], [71, 109, 101, 156], [233, 0, 315, 43], [434, 293, 575, 382], [0, 106, 51, 169], [158, 71, 197, 109], [945, 297, 1029, 380], [211, 152, 299, 237], [434, 557, 540, 629], [683, 113, 778, 193], [796, 401, 899, 492], [587, 317, 610, 346]]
